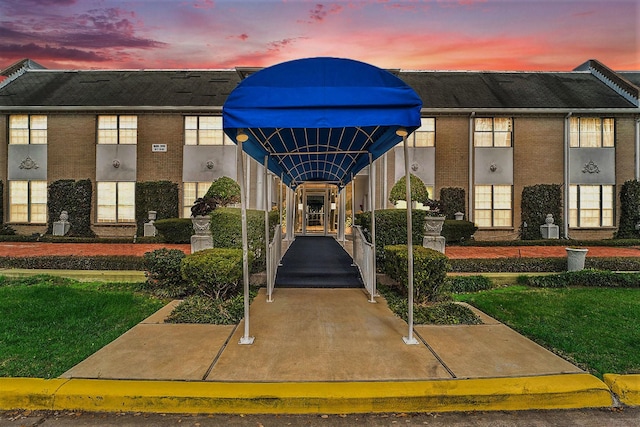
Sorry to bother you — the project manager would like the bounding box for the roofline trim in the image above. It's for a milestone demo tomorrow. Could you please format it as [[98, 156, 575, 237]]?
[[1, 106, 638, 115]]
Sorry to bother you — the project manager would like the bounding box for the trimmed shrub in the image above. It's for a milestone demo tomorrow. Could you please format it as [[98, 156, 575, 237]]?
[[154, 218, 193, 243], [616, 179, 640, 239], [165, 288, 258, 325], [46, 179, 95, 237], [143, 248, 188, 298], [135, 181, 179, 237], [445, 275, 494, 293], [439, 187, 466, 220], [383, 245, 451, 303], [205, 176, 241, 207], [356, 209, 428, 262], [181, 248, 247, 299], [389, 174, 430, 205], [379, 284, 481, 325], [0, 256, 144, 270], [442, 220, 477, 243], [450, 257, 640, 273], [520, 269, 640, 288], [210, 207, 279, 273], [520, 184, 562, 240]]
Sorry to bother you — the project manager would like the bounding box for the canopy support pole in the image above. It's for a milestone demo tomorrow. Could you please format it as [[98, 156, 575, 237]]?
[[351, 174, 355, 240], [401, 130, 419, 345], [338, 187, 346, 244], [238, 138, 254, 345], [265, 155, 273, 303], [368, 153, 377, 303]]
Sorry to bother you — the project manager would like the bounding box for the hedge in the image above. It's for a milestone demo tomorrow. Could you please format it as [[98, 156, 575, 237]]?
[[356, 209, 428, 262], [439, 187, 466, 220], [382, 245, 451, 303], [519, 269, 640, 288], [154, 218, 193, 243], [450, 257, 640, 273], [135, 181, 179, 237], [210, 207, 279, 273], [46, 179, 95, 237], [143, 248, 188, 298], [445, 275, 494, 293], [442, 220, 477, 243], [181, 248, 246, 299], [0, 256, 145, 270], [520, 184, 562, 240], [616, 179, 640, 239]]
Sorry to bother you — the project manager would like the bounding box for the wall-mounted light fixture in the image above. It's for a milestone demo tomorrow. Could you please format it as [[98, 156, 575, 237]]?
[[236, 129, 249, 142]]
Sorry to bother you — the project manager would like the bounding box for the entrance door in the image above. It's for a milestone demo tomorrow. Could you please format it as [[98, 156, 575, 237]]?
[[294, 184, 339, 236]]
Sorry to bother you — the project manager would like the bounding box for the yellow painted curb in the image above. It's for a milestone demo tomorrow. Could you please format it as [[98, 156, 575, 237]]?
[[604, 374, 640, 406], [0, 378, 67, 410], [1, 374, 613, 414]]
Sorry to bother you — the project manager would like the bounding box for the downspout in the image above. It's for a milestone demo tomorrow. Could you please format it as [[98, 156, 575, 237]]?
[[468, 112, 475, 222], [564, 112, 572, 240], [635, 117, 640, 180]]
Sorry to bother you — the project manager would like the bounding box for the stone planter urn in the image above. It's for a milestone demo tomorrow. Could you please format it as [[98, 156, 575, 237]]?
[[566, 247, 588, 271], [191, 215, 212, 236], [424, 216, 446, 236]]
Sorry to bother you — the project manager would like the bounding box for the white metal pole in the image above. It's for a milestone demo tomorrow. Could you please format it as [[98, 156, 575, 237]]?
[[401, 130, 419, 345], [564, 113, 572, 239], [264, 156, 273, 302], [351, 174, 356, 239], [368, 153, 377, 303], [237, 136, 254, 345]]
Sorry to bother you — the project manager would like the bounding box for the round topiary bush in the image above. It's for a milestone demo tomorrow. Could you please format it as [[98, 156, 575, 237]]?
[[205, 176, 241, 207], [389, 174, 430, 206]]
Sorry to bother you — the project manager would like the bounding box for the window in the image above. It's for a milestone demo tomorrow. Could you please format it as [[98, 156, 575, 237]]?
[[569, 185, 613, 228], [9, 115, 47, 223], [98, 115, 137, 144], [474, 185, 512, 227], [182, 182, 211, 217], [185, 116, 229, 145], [10, 115, 47, 144], [9, 181, 47, 223], [569, 117, 614, 148], [474, 117, 512, 147], [97, 182, 135, 223], [396, 118, 435, 147]]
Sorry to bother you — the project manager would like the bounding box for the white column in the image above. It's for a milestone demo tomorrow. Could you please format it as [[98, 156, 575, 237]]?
[[237, 137, 254, 345], [401, 129, 419, 345], [264, 156, 272, 302], [368, 153, 377, 303]]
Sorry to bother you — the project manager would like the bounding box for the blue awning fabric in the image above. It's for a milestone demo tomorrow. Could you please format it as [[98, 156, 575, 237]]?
[[223, 57, 423, 188]]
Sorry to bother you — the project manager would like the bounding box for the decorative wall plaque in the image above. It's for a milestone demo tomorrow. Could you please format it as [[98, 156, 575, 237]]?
[[112, 159, 121, 168], [411, 162, 419, 171], [582, 160, 600, 174], [206, 160, 214, 170], [19, 156, 39, 170]]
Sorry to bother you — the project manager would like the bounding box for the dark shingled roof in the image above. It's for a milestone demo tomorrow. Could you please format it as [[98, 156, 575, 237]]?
[[400, 71, 636, 109], [0, 67, 637, 110], [619, 72, 640, 88], [0, 70, 240, 107]]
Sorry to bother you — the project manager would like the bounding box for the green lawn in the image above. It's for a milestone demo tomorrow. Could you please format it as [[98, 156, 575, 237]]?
[[0, 276, 165, 378], [456, 286, 640, 378]]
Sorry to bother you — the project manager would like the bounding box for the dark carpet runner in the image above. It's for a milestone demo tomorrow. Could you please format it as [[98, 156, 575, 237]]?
[[275, 236, 363, 288]]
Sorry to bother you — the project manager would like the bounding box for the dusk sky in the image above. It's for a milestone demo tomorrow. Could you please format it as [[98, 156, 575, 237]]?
[[1, 0, 638, 72]]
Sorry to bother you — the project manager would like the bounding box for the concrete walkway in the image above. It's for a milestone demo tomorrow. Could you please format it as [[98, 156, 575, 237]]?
[[61, 289, 581, 382]]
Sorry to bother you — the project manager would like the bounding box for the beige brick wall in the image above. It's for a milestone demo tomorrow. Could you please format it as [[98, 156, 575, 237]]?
[[137, 114, 183, 183], [434, 116, 470, 199], [48, 114, 96, 181]]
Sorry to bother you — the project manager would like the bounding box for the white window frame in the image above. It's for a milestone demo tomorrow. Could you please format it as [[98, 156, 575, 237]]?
[[97, 181, 135, 223], [474, 185, 512, 228], [184, 116, 230, 146], [8, 180, 47, 224], [474, 117, 513, 147], [98, 115, 137, 145], [182, 182, 211, 218], [569, 185, 614, 228], [570, 117, 615, 148], [9, 114, 47, 145]]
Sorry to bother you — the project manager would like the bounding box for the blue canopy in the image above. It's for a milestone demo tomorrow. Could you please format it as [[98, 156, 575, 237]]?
[[223, 57, 422, 188]]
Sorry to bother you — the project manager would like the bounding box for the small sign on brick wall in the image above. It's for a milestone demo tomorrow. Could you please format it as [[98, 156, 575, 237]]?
[[152, 144, 167, 152]]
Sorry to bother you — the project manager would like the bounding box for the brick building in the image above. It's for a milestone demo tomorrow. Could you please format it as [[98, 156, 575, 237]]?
[[0, 58, 638, 240]]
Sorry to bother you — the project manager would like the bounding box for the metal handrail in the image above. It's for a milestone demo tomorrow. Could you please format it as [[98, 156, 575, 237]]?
[[267, 225, 282, 301], [352, 225, 375, 298]]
